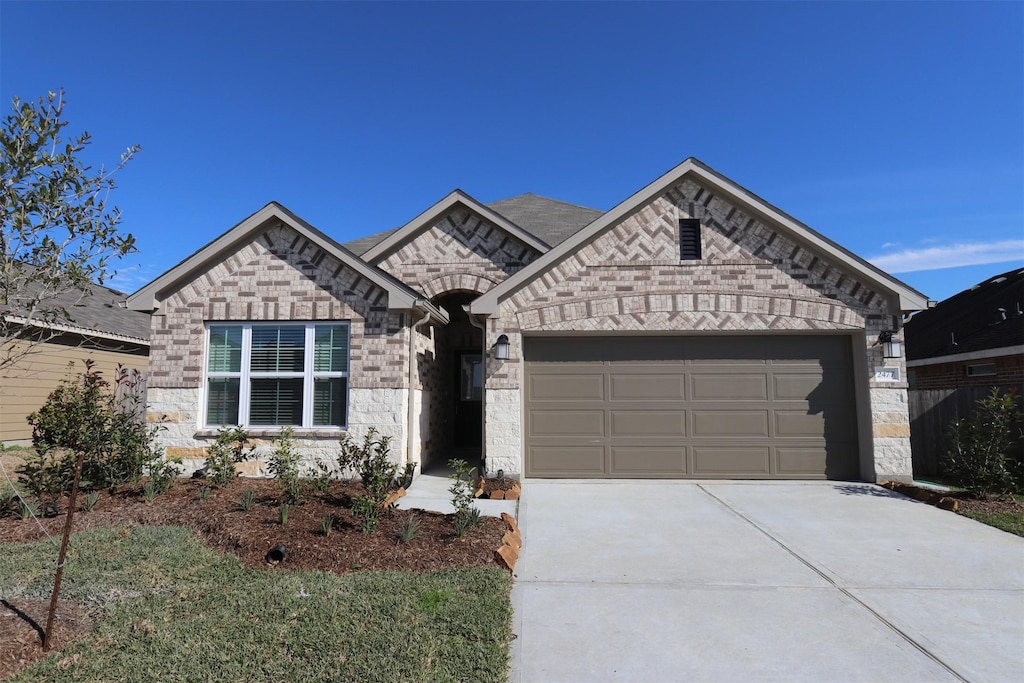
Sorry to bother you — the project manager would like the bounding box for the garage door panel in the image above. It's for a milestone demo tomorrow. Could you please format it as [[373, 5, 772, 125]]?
[[693, 410, 770, 436], [775, 410, 856, 440], [529, 373, 604, 401], [691, 373, 768, 400], [693, 447, 771, 476], [530, 410, 605, 437], [524, 336, 858, 480], [610, 374, 686, 400], [528, 446, 605, 476], [610, 410, 686, 436], [610, 446, 687, 475], [776, 447, 829, 477]]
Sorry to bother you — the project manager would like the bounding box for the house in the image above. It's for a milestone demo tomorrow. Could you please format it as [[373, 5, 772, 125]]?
[[0, 272, 151, 443], [127, 158, 929, 482], [904, 266, 1024, 391]]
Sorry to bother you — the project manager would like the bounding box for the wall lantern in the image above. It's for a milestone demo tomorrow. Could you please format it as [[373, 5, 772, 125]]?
[[494, 334, 510, 360], [877, 330, 902, 359]]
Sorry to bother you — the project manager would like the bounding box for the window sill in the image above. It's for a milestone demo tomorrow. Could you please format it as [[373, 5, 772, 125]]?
[[195, 428, 346, 439]]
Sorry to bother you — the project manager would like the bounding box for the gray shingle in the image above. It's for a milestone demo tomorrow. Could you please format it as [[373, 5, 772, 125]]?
[[486, 193, 603, 246], [1, 264, 151, 341]]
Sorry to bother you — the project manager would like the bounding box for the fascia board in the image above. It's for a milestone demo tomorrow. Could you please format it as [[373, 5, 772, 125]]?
[[1, 314, 150, 345], [471, 158, 931, 316], [127, 203, 423, 312], [905, 345, 1024, 367], [362, 190, 550, 264]]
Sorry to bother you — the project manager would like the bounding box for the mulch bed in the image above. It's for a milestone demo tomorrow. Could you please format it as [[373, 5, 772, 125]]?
[[0, 477, 508, 679]]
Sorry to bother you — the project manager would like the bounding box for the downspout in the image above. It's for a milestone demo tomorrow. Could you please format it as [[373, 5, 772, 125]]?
[[407, 307, 432, 470], [463, 305, 488, 477]]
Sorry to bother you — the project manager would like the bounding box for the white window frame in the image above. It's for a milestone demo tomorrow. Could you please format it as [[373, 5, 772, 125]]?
[[203, 321, 350, 429]]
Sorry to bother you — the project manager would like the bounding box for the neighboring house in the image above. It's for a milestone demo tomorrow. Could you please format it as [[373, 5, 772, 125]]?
[[0, 275, 151, 443], [127, 158, 929, 482], [904, 266, 1024, 391]]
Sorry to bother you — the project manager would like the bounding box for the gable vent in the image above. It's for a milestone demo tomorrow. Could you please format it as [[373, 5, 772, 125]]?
[[679, 219, 702, 260]]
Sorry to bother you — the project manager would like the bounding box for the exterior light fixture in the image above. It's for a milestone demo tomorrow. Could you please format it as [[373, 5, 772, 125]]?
[[494, 334, 510, 360], [877, 330, 902, 359]]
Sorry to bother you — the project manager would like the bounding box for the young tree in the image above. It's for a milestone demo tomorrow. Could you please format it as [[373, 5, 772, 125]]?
[[0, 88, 140, 372]]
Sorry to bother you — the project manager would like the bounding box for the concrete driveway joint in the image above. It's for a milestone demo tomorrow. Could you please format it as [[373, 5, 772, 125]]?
[[510, 480, 1024, 683]]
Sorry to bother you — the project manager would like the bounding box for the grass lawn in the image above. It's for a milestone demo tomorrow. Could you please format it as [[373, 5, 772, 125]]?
[[960, 509, 1024, 536], [0, 525, 512, 682]]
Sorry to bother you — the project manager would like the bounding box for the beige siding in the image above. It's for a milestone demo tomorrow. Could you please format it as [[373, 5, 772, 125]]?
[[0, 336, 149, 442]]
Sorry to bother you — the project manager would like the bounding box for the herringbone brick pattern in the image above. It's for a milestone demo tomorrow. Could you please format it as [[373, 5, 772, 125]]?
[[150, 221, 407, 389]]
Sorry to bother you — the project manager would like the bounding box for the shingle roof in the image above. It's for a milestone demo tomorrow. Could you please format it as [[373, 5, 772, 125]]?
[[904, 266, 1024, 360], [341, 193, 603, 256], [2, 264, 151, 342], [485, 193, 604, 246]]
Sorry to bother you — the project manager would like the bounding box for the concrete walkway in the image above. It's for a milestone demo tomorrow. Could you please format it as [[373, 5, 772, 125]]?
[[510, 480, 1024, 683], [396, 470, 518, 518]]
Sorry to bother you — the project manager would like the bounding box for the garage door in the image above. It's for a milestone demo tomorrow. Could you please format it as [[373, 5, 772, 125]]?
[[524, 336, 859, 479]]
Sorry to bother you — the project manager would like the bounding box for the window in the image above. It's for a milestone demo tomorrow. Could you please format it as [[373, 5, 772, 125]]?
[[965, 363, 997, 377], [680, 219, 702, 260], [205, 322, 349, 428]]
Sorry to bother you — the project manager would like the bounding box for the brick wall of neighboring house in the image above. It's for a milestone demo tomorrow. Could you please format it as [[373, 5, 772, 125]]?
[[911, 353, 1024, 390], [146, 220, 411, 474], [482, 178, 910, 480]]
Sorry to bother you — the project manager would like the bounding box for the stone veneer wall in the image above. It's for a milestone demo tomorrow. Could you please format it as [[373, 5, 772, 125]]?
[[482, 178, 912, 481], [146, 220, 412, 470]]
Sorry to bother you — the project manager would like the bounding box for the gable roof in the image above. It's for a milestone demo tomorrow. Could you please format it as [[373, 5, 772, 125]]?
[[361, 190, 552, 263], [127, 202, 448, 322], [471, 157, 932, 315], [486, 193, 604, 247], [904, 266, 1024, 360], [1, 262, 151, 343]]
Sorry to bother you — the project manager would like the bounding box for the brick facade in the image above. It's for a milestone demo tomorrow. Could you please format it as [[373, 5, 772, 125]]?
[[911, 353, 1024, 390], [483, 179, 911, 480]]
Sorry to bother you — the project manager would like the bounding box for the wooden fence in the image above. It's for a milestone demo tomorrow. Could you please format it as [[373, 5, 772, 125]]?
[[909, 385, 1023, 478]]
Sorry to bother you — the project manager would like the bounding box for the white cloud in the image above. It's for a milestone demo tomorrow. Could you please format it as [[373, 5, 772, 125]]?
[[868, 240, 1024, 273]]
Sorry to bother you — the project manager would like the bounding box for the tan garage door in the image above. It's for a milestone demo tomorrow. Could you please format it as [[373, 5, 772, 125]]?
[[524, 336, 859, 479]]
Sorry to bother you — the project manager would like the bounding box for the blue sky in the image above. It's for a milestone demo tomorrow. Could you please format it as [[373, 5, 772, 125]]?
[[2, 1, 1021, 304]]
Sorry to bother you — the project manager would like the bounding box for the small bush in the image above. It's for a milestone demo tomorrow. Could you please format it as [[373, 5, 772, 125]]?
[[204, 426, 251, 487], [395, 462, 416, 490], [197, 485, 211, 501], [146, 456, 181, 495], [25, 361, 163, 494], [238, 488, 256, 512], [18, 499, 38, 520], [453, 508, 482, 538], [142, 481, 157, 503], [306, 456, 334, 493], [279, 502, 290, 525], [340, 429, 398, 534], [395, 513, 421, 544], [448, 458, 478, 516], [267, 427, 301, 504], [943, 388, 1023, 497], [83, 490, 100, 512], [320, 515, 335, 537]]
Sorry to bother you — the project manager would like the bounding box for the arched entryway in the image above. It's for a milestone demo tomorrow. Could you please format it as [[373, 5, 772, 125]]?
[[420, 290, 484, 471]]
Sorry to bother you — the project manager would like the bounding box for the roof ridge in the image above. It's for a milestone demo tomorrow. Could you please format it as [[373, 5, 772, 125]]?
[[488, 192, 603, 213]]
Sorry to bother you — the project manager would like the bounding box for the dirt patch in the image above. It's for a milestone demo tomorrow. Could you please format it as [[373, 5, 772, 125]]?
[[0, 477, 508, 679]]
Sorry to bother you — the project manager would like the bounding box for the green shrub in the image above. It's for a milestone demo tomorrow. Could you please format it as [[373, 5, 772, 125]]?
[[395, 513, 421, 544], [204, 426, 251, 487], [320, 515, 335, 536], [23, 361, 164, 496], [943, 388, 1024, 497], [278, 502, 291, 525], [307, 455, 334, 493], [82, 490, 100, 512], [196, 485, 211, 501], [339, 429, 398, 534], [267, 427, 301, 504], [142, 480, 157, 503], [238, 488, 256, 512]]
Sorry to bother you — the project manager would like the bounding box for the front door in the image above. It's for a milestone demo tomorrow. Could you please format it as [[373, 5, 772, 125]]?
[[454, 351, 482, 448]]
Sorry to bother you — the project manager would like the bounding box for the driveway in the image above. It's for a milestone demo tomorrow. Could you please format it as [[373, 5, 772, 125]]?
[[509, 481, 1024, 682]]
